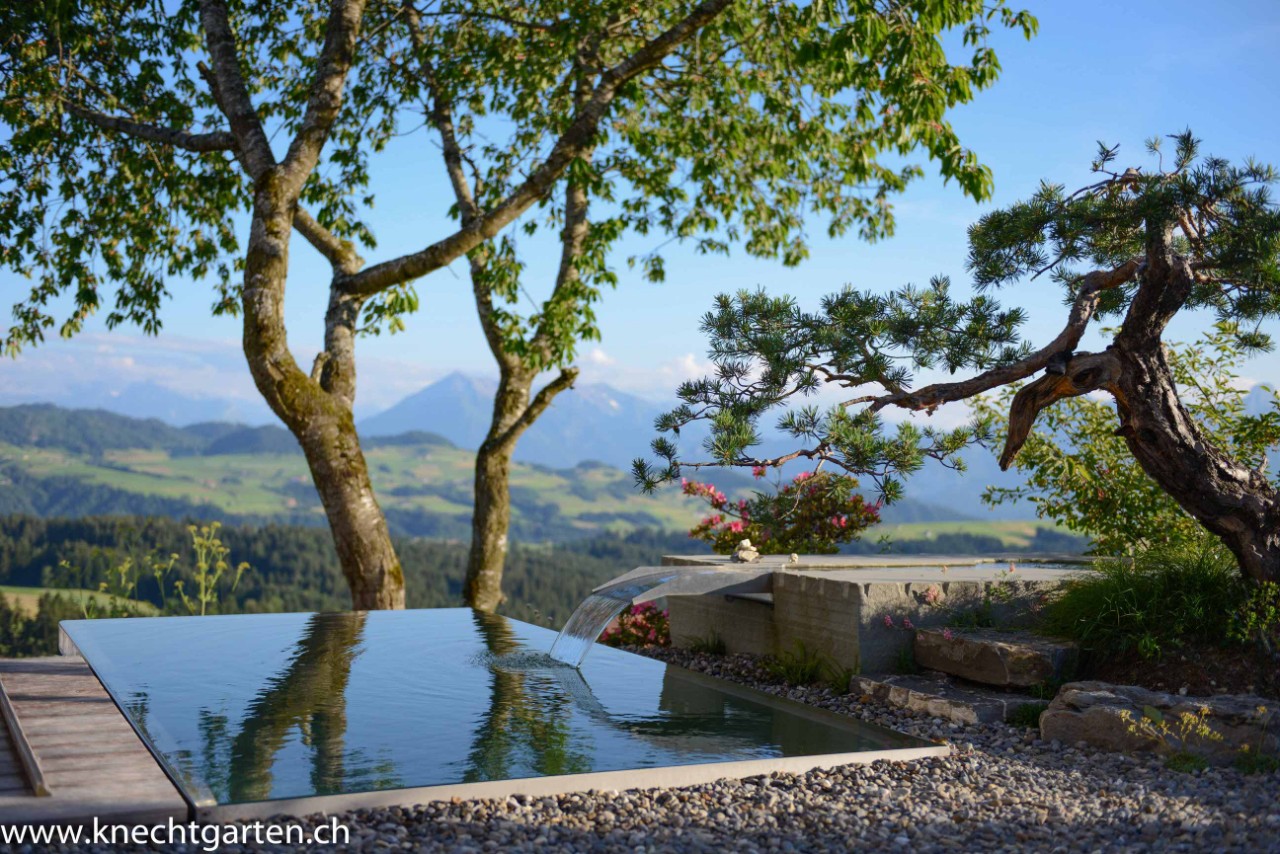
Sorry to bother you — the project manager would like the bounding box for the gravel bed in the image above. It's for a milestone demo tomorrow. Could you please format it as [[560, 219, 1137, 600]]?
[[34, 649, 1279, 853]]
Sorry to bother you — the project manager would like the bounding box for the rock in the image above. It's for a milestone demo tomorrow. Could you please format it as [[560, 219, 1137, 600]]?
[[913, 628, 1078, 688], [1039, 681, 1277, 762], [732, 538, 761, 563], [851, 672, 1045, 725]]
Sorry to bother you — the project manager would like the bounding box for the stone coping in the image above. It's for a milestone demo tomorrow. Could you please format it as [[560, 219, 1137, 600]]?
[[663, 553, 1089, 570]]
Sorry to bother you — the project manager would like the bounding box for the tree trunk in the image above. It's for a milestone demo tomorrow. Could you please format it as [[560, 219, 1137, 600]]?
[[1111, 343, 1280, 584], [1109, 248, 1280, 583], [465, 374, 531, 612], [296, 412, 406, 609], [240, 172, 405, 610]]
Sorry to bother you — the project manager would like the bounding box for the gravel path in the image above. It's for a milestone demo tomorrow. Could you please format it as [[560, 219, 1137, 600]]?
[[33, 649, 1280, 853]]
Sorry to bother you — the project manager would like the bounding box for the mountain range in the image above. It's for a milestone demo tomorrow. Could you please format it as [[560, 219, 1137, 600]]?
[[359, 373, 664, 471]]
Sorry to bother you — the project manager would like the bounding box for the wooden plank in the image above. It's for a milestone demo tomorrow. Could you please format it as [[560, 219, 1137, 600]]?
[[29, 740, 149, 760], [0, 656, 187, 825], [0, 671, 47, 796], [0, 771, 29, 791]]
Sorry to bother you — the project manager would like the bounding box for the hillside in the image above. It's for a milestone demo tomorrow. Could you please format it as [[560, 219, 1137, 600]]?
[[0, 403, 1056, 544]]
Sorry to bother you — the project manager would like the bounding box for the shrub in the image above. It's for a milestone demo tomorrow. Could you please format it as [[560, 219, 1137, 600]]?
[[1119, 704, 1223, 772], [684, 469, 879, 555], [1229, 581, 1280, 658], [600, 602, 670, 648], [59, 521, 249, 618], [1041, 540, 1245, 659]]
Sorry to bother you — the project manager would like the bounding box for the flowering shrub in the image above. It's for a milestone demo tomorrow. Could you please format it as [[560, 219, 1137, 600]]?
[[683, 469, 879, 555], [600, 602, 670, 648]]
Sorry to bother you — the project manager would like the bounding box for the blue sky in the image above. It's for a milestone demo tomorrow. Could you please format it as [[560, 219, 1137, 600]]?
[[3, 0, 1280, 420]]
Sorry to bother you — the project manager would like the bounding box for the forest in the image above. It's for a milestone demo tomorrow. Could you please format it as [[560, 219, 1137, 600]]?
[[0, 513, 1083, 656]]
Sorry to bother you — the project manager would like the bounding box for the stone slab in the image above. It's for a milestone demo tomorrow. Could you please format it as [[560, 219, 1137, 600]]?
[[663, 554, 1088, 571], [851, 672, 1046, 725], [914, 629, 1079, 688], [1040, 681, 1278, 763], [662, 555, 1081, 674]]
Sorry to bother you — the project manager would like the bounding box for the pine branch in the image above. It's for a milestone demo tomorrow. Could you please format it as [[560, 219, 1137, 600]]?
[[858, 258, 1141, 414]]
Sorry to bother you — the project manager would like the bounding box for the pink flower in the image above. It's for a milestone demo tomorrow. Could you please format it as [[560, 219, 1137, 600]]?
[[752, 465, 767, 478], [903, 617, 915, 630], [923, 585, 942, 606], [728, 521, 744, 533], [794, 471, 813, 482], [883, 614, 894, 628], [942, 628, 954, 641]]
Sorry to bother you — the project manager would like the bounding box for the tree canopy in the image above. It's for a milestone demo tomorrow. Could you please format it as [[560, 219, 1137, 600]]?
[[1, 0, 1037, 607]]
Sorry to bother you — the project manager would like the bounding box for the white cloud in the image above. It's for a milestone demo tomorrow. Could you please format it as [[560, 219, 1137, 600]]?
[[0, 332, 451, 421], [577, 351, 716, 400], [583, 347, 616, 366]]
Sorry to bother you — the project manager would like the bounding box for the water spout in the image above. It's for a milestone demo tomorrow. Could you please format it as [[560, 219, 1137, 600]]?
[[547, 565, 772, 667]]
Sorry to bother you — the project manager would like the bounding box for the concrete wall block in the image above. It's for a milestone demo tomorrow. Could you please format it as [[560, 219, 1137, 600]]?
[[668, 595, 776, 656], [773, 575, 863, 672]]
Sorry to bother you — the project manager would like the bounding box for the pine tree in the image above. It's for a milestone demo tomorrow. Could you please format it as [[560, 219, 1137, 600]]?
[[637, 133, 1280, 584]]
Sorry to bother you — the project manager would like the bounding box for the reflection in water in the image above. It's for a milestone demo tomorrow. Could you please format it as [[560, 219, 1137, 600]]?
[[463, 611, 592, 782], [65, 609, 929, 807], [228, 613, 366, 801]]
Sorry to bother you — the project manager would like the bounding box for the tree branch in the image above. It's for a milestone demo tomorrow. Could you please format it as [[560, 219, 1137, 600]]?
[[857, 258, 1141, 414], [998, 350, 1122, 469], [280, 0, 369, 194], [528, 46, 597, 363], [495, 367, 579, 447], [338, 0, 732, 299], [403, 0, 479, 225], [61, 102, 235, 152], [197, 0, 277, 178], [295, 208, 364, 275]]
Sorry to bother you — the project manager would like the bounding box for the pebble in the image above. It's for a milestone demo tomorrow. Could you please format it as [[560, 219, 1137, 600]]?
[[41, 647, 1280, 853]]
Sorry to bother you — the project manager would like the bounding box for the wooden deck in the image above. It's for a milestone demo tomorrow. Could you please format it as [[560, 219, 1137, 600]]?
[[0, 657, 187, 825]]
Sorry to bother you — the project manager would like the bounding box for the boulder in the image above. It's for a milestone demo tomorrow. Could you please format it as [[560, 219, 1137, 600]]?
[[1040, 681, 1276, 763], [913, 628, 1078, 688]]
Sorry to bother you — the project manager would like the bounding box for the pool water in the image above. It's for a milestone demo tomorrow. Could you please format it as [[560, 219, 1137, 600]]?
[[63, 609, 934, 815]]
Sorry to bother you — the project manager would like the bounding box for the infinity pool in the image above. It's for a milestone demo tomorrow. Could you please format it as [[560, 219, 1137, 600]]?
[[62, 609, 943, 820]]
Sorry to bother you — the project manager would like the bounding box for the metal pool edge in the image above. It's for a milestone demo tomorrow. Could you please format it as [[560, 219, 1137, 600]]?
[[197, 742, 952, 823]]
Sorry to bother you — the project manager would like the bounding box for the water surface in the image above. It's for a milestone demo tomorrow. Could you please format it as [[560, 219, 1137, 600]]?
[[65, 609, 928, 809]]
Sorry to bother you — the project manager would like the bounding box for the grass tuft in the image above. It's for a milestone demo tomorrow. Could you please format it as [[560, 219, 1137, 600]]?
[[1009, 702, 1048, 729], [1040, 540, 1244, 659]]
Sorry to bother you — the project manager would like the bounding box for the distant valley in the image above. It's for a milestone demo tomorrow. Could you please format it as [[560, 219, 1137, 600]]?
[[0, 401, 1056, 548]]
